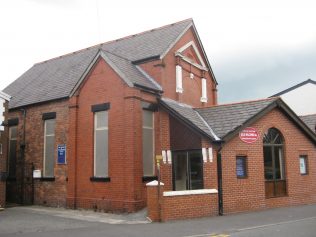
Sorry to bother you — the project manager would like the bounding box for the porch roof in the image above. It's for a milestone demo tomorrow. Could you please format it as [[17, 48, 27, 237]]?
[[159, 97, 316, 144]]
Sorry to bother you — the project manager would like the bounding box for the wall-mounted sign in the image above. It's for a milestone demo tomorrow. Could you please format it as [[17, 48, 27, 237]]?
[[57, 144, 66, 164], [33, 169, 41, 178], [239, 127, 259, 144]]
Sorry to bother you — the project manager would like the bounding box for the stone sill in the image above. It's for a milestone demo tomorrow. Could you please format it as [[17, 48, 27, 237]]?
[[163, 189, 218, 197]]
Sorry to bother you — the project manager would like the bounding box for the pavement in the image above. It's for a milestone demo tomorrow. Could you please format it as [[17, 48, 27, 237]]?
[[0, 204, 316, 237]]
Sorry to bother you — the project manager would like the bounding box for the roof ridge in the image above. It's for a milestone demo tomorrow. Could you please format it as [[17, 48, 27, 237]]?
[[270, 78, 316, 97], [198, 97, 278, 109], [34, 18, 193, 66]]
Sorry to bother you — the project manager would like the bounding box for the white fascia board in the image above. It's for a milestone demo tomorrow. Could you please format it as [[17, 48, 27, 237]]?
[[0, 91, 11, 101], [163, 189, 218, 197], [195, 111, 220, 141], [176, 41, 206, 68]]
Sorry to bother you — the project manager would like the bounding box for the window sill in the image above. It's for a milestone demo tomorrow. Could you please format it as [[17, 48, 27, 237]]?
[[90, 177, 110, 182], [142, 176, 158, 182], [40, 177, 55, 182]]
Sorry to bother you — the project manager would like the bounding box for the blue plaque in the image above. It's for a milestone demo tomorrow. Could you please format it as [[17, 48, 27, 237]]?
[[57, 144, 66, 164]]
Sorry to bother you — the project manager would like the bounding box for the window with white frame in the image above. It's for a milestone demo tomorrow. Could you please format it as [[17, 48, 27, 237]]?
[[44, 119, 55, 177], [94, 111, 109, 177], [142, 109, 154, 176]]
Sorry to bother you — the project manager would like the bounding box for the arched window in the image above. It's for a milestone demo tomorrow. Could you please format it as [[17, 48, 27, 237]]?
[[263, 128, 286, 198]]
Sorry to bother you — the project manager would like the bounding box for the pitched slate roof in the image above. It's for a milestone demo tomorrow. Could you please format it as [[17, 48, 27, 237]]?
[[196, 98, 278, 139], [160, 97, 316, 144], [159, 98, 220, 141], [4, 19, 194, 109], [300, 114, 316, 132], [271, 79, 316, 97]]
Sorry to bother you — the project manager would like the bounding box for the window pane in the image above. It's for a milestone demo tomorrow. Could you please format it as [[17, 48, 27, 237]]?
[[274, 147, 284, 180], [96, 111, 108, 128], [95, 129, 108, 177], [45, 119, 55, 135], [189, 151, 203, 189], [174, 153, 187, 191], [300, 156, 307, 174], [8, 140, 17, 177], [236, 156, 247, 178], [143, 110, 153, 128], [44, 135, 55, 177], [44, 119, 55, 177], [264, 146, 273, 180], [142, 128, 153, 176], [10, 126, 17, 139]]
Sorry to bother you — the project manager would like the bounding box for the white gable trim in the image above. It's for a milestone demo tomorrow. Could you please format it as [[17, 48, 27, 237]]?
[[176, 41, 206, 68], [0, 91, 11, 101], [175, 52, 208, 71]]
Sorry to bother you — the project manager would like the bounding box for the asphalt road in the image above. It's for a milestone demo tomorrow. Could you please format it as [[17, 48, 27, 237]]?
[[0, 204, 316, 237]]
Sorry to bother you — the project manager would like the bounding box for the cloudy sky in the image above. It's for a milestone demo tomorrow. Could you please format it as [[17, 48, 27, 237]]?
[[1, 0, 315, 103]]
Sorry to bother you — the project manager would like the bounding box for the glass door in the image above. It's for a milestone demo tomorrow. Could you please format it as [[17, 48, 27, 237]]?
[[173, 150, 203, 191]]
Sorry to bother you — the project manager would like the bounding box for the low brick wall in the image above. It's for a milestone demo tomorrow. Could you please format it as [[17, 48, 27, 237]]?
[[162, 189, 218, 221], [147, 181, 218, 222]]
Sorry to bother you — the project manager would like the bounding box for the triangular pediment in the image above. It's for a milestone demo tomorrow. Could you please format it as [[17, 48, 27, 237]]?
[[176, 41, 206, 68]]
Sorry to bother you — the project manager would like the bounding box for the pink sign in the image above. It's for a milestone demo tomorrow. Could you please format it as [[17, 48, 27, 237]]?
[[239, 127, 259, 144]]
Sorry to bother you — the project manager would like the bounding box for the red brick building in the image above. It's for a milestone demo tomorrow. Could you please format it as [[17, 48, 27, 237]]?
[[3, 19, 316, 219], [0, 91, 11, 207]]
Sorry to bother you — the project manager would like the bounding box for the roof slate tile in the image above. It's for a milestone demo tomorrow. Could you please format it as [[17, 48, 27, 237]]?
[[4, 19, 192, 109]]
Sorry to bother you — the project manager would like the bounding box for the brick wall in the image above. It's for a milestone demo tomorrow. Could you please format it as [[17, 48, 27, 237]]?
[[7, 99, 69, 207], [67, 58, 159, 212], [0, 100, 9, 207], [147, 183, 218, 222], [221, 108, 316, 214], [140, 27, 218, 108]]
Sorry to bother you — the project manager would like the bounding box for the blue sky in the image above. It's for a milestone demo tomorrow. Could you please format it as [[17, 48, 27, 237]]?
[[1, 0, 315, 103]]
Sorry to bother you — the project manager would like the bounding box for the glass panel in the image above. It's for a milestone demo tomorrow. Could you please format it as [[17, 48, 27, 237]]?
[[264, 146, 273, 180], [45, 119, 55, 135], [236, 156, 247, 178], [44, 135, 55, 177], [263, 128, 283, 145], [174, 153, 187, 191], [143, 110, 153, 128], [10, 126, 17, 139], [142, 128, 154, 176], [8, 140, 17, 177], [189, 151, 203, 190], [300, 156, 307, 174], [96, 111, 108, 128], [274, 147, 284, 180], [95, 129, 108, 177]]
